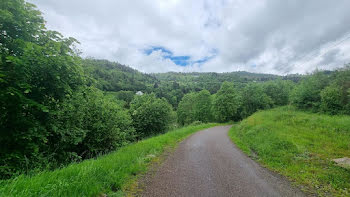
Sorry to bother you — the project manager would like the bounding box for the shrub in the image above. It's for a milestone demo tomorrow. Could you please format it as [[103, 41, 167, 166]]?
[[130, 94, 173, 138], [50, 87, 135, 161], [0, 0, 85, 178], [262, 79, 295, 106], [190, 121, 203, 126], [320, 84, 343, 115], [290, 71, 330, 111], [113, 91, 135, 108], [333, 65, 350, 114], [241, 83, 272, 118]]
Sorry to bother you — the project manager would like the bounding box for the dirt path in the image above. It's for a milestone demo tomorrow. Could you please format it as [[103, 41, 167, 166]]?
[[141, 126, 305, 197]]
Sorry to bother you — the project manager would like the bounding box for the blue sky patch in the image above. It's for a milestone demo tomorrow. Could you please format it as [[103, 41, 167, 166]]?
[[144, 46, 216, 67], [170, 56, 191, 66], [144, 46, 172, 56]]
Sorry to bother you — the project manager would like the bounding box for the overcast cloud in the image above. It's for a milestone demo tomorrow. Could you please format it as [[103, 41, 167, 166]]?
[[29, 0, 350, 74]]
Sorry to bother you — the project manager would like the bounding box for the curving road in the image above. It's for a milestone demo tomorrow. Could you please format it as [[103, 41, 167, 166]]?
[[141, 126, 305, 197]]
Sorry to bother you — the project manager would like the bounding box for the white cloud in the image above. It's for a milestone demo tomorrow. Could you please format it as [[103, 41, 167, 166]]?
[[29, 0, 350, 74]]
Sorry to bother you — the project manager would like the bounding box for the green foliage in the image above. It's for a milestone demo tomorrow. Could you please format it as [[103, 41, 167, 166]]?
[[1, 0, 350, 184], [106, 90, 135, 108], [0, 124, 218, 197], [130, 94, 173, 138], [229, 107, 350, 196], [320, 84, 343, 115], [154, 71, 281, 94], [50, 87, 135, 162], [83, 59, 156, 92], [177, 93, 196, 125], [290, 68, 350, 115], [151, 71, 282, 108], [193, 90, 213, 122], [241, 83, 272, 118], [189, 120, 203, 126], [177, 90, 213, 125], [333, 65, 350, 114], [262, 79, 294, 106], [0, 0, 85, 178], [0, 0, 45, 56], [290, 71, 330, 111], [114, 91, 135, 104], [213, 82, 242, 122]]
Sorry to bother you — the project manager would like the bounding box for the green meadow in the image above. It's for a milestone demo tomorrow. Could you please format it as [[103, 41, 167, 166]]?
[[229, 107, 350, 196]]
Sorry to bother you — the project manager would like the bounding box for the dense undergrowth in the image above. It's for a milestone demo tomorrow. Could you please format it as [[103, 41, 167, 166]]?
[[0, 124, 218, 197], [229, 106, 350, 196]]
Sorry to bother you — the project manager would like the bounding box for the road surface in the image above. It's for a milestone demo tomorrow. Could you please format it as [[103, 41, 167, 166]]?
[[141, 126, 305, 197]]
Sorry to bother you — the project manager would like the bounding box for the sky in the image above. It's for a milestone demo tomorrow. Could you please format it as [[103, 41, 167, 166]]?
[[29, 0, 350, 74]]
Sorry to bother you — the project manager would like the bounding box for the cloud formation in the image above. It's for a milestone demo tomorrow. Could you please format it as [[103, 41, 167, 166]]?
[[30, 0, 350, 74]]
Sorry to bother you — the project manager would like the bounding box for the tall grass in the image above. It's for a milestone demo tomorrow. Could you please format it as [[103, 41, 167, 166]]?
[[229, 106, 350, 196], [0, 124, 218, 197]]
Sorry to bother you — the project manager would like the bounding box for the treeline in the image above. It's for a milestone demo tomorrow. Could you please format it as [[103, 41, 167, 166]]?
[[290, 68, 350, 115], [176, 68, 350, 125], [177, 79, 294, 125]]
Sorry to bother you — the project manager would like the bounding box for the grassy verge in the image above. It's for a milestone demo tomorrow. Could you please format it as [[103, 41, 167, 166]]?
[[229, 106, 350, 196], [0, 123, 218, 197]]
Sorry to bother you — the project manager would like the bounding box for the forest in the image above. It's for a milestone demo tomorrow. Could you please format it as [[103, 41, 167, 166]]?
[[1, 0, 350, 186]]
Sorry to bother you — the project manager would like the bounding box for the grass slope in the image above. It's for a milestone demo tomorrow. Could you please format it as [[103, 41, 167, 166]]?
[[0, 124, 218, 197], [229, 106, 350, 196]]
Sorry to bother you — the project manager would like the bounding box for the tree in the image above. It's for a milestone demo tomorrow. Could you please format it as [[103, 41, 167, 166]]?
[[50, 87, 135, 160], [177, 90, 213, 125], [320, 84, 343, 115], [263, 79, 294, 106], [177, 93, 196, 125], [193, 90, 213, 123], [109, 90, 135, 108], [130, 94, 173, 138], [241, 83, 272, 118], [0, 0, 85, 178], [213, 82, 241, 122], [290, 71, 330, 111], [333, 65, 350, 114]]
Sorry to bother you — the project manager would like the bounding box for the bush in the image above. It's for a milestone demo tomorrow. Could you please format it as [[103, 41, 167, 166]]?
[[130, 94, 173, 138], [50, 87, 136, 161], [290, 71, 330, 111], [320, 84, 343, 115], [241, 83, 272, 118], [333, 66, 350, 114], [190, 121, 203, 126], [110, 90, 135, 108], [262, 79, 295, 106], [0, 0, 85, 178]]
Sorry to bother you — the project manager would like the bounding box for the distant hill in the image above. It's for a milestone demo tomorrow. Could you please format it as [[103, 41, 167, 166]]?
[[152, 71, 281, 93], [83, 58, 158, 92], [83, 58, 290, 94], [82, 58, 303, 107]]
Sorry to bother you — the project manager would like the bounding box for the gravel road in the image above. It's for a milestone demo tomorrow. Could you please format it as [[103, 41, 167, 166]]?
[[141, 126, 305, 197]]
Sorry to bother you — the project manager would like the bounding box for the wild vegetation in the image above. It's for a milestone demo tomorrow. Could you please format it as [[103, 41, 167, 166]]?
[[229, 107, 350, 196], [1, 0, 349, 196], [0, 124, 218, 197], [0, 0, 173, 179]]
